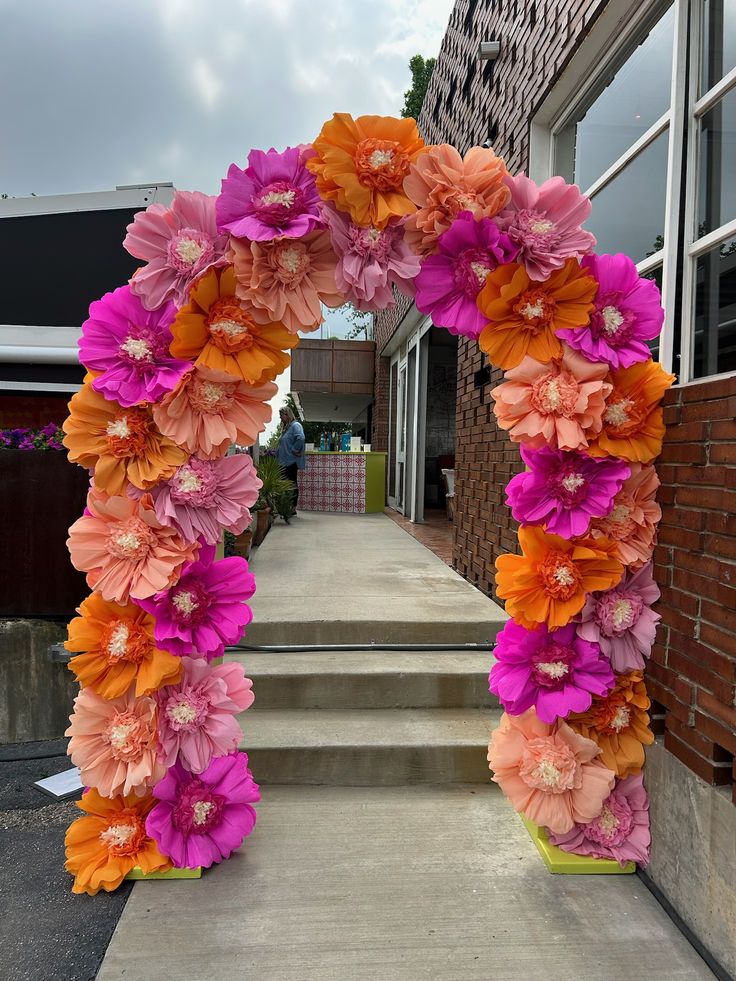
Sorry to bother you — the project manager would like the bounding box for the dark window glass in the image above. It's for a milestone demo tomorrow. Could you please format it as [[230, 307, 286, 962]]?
[[697, 87, 736, 237], [693, 235, 736, 377], [701, 0, 736, 94]]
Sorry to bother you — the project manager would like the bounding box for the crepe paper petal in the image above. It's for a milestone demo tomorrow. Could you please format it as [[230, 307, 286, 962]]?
[[588, 463, 661, 568]]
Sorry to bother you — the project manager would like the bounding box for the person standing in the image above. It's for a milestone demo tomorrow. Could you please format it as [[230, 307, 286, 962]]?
[[276, 406, 305, 514]]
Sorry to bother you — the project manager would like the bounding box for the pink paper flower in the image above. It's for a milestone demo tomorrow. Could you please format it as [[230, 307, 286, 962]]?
[[489, 620, 615, 723], [588, 463, 661, 568], [495, 173, 596, 281], [217, 146, 323, 241], [66, 685, 166, 798], [152, 366, 276, 460], [557, 253, 664, 369], [146, 753, 259, 869], [488, 708, 616, 834], [134, 543, 256, 660], [415, 211, 518, 339], [505, 445, 629, 539], [577, 562, 661, 673], [154, 657, 254, 773], [323, 204, 420, 311], [124, 191, 230, 310], [546, 773, 650, 867], [127, 454, 261, 546], [79, 286, 190, 406], [491, 346, 612, 451]]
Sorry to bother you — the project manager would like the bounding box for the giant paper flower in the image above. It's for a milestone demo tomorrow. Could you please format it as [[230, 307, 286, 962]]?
[[146, 753, 259, 869], [127, 453, 261, 546], [66, 685, 166, 798], [154, 657, 254, 773], [403, 144, 511, 257], [577, 562, 661, 673], [489, 620, 615, 723], [557, 253, 664, 369], [123, 190, 229, 310], [134, 543, 256, 660], [65, 789, 171, 895], [495, 526, 623, 630], [67, 487, 199, 604], [169, 266, 297, 384], [487, 708, 616, 834], [495, 173, 596, 281], [79, 286, 190, 406], [490, 347, 612, 451], [216, 146, 323, 241], [152, 366, 276, 459], [230, 228, 344, 333], [415, 211, 518, 339], [505, 445, 630, 539], [307, 113, 429, 228], [567, 671, 654, 778], [65, 593, 182, 700], [324, 204, 420, 311], [588, 463, 661, 567], [546, 773, 650, 867], [587, 359, 675, 464], [478, 258, 597, 369]]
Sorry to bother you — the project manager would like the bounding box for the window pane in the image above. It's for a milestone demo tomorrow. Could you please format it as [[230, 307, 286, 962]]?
[[572, 4, 675, 190], [586, 131, 669, 263], [697, 87, 736, 237], [701, 0, 736, 94], [693, 236, 736, 377], [642, 265, 663, 361]]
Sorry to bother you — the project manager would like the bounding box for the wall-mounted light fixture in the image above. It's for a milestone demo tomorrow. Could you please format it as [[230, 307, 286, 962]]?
[[478, 40, 501, 61]]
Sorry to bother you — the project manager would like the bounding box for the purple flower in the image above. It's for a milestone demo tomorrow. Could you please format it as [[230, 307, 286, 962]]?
[[577, 562, 661, 673], [146, 753, 259, 869], [505, 445, 630, 539], [217, 146, 323, 241], [415, 211, 518, 339], [79, 286, 191, 406], [489, 620, 615, 723], [556, 253, 665, 369], [134, 543, 256, 660], [546, 774, 650, 868]]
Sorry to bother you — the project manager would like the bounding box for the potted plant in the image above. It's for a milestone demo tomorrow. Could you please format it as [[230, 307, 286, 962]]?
[[252, 453, 294, 545]]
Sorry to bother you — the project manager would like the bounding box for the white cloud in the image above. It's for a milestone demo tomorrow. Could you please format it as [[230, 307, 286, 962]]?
[[192, 57, 224, 109]]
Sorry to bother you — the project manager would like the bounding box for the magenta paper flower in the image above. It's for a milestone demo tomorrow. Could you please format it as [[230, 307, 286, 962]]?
[[134, 543, 256, 660], [588, 463, 661, 568], [557, 253, 664, 369], [79, 286, 190, 407], [324, 204, 421, 311], [146, 753, 259, 869], [217, 146, 323, 241], [489, 620, 615, 723], [127, 454, 261, 546], [124, 190, 230, 310], [546, 773, 650, 867], [495, 173, 596, 281], [505, 445, 630, 539], [577, 562, 661, 673], [415, 211, 518, 339], [154, 657, 254, 773]]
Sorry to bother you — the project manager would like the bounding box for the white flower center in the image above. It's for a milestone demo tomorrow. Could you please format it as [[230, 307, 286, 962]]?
[[215, 318, 248, 338], [176, 237, 205, 264], [169, 701, 197, 724], [520, 300, 546, 319], [192, 800, 214, 825], [610, 706, 631, 732], [178, 468, 203, 493], [609, 503, 632, 523], [121, 337, 153, 361], [534, 760, 562, 787], [115, 531, 141, 553], [261, 189, 296, 208], [605, 400, 633, 427], [543, 380, 561, 410], [529, 218, 554, 234], [109, 723, 132, 749], [535, 660, 569, 679], [279, 247, 302, 273], [601, 305, 625, 336], [173, 591, 198, 615], [471, 261, 491, 286], [369, 148, 394, 168], [202, 382, 224, 404], [554, 565, 576, 587], [561, 473, 586, 493], [366, 228, 382, 245], [596, 803, 619, 833], [108, 623, 130, 658], [612, 598, 634, 629], [99, 823, 137, 848], [107, 417, 131, 438]]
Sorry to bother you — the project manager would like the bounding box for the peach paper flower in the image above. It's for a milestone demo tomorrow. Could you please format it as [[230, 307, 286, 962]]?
[[491, 346, 612, 451], [487, 708, 616, 834], [588, 463, 661, 568]]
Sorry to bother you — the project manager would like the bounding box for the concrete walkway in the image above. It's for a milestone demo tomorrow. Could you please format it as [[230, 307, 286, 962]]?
[[97, 513, 716, 981]]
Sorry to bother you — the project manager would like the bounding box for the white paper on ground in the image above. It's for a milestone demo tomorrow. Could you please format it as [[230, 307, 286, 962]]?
[[34, 767, 83, 799]]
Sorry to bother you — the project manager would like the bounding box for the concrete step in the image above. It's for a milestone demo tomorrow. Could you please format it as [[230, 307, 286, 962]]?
[[228, 650, 498, 710], [237, 707, 500, 785]]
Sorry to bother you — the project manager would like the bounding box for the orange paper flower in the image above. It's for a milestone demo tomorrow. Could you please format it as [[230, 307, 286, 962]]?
[[495, 525, 624, 630], [567, 671, 654, 778], [478, 258, 597, 370], [403, 143, 511, 257], [65, 788, 171, 895], [307, 113, 429, 228], [169, 266, 298, 384], [587, 359, 674, 464], [66, 593, 182, 700], [63, 384, 188, 496]]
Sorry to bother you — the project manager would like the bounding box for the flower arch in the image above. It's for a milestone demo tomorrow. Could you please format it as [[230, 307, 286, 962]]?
[[61, 112, 672, 892]]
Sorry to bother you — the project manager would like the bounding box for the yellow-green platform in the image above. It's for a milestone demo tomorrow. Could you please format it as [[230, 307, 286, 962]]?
[[125, 865, 202, 880], [522, 817, 635, 874]]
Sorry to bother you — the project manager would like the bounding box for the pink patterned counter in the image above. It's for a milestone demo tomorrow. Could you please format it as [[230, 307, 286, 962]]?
[[297, 452, 386, 513]]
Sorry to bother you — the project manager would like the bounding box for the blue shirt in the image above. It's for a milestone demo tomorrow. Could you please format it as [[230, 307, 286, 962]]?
[[276, 420, 306, 470]]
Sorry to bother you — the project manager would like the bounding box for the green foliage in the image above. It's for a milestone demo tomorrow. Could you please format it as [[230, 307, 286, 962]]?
[[255, 453, 295, 520], [401, 55, 436, 120]]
